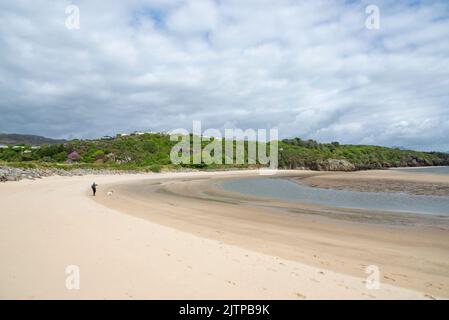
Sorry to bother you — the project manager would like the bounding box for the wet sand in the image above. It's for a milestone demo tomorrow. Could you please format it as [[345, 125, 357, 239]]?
[[293, 169, 449, 196]]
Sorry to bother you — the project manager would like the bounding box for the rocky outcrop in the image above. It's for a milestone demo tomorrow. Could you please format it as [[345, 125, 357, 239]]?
[[0, 166, 138, 183], [310, 159, 356, 171], [433, 159, 449, 166]]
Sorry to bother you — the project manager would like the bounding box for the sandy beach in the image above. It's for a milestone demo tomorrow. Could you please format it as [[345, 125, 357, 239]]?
[[1, 170, 448, 299]]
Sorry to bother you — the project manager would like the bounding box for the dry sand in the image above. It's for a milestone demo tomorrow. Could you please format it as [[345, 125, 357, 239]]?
[[0, 170, 447, 299]]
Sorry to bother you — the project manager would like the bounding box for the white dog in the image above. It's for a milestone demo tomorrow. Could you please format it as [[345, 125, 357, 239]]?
[[107, 190, 114, 196]]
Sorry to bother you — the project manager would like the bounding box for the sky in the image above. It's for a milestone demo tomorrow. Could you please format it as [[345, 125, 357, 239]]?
[[0, 0, 448, 151]]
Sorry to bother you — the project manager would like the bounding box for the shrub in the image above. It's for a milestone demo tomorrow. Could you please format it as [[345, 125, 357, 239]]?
[[67, 151, 81, 161], [149, 164, 161, 173]]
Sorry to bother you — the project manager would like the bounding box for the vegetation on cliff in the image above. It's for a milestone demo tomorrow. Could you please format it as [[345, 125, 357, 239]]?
[[0, 133, 448, 171]]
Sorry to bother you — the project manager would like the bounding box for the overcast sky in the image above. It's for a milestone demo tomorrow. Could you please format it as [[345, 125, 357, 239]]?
[[0, 0, 448, 151]]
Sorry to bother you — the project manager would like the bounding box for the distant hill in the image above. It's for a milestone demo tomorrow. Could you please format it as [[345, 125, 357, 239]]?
[[0, 133, 66, 146]]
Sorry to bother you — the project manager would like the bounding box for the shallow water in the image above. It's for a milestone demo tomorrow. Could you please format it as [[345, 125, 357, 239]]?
[[221, 177, 449, 215], [391, 166, 449, 175]]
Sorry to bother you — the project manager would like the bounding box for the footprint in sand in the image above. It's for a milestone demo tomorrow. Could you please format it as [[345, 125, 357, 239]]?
[[295, 292, 306, 299], [383, 275, 396, 282], [425, 283, 443, 290]]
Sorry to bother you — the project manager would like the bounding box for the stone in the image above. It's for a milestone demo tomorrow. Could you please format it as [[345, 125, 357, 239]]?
[[311, 159, 356, 171]]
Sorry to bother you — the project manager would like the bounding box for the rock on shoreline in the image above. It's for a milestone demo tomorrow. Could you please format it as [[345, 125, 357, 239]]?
[[309, 159, 356, 171], [0, 166, 137, 183]]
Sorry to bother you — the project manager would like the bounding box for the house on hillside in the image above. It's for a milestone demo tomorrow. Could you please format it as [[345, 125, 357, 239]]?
[[130, 131, 145, 136]]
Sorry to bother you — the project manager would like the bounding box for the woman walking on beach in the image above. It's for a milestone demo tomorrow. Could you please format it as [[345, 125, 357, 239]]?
[[91, 182, 98, 196]]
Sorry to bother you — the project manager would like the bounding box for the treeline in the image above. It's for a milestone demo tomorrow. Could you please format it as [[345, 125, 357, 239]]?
[[1, 133, 448, 171], [279, 138, 449, 170]]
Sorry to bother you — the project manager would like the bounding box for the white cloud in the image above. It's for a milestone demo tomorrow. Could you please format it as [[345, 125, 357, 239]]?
[[167, 0, 218, 34], [0, 0, 448, 151]]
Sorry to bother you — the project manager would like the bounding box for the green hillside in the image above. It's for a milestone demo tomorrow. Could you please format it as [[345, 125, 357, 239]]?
[[279, 138, 449, 170], [0, 133, 448, 171]]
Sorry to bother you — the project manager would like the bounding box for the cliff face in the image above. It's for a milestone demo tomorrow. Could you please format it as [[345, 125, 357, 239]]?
[[353, 157, 449, 170], [309, 159, 356, 171], [305, 158, 449, 171]]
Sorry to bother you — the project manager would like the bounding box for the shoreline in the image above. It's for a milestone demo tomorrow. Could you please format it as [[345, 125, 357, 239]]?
[[291, 169, 449, 196], [94, 170, 449, 298], [0, 171, 444, 299], [389, 166, 449, 170], [1, 164, 449, 184], [219, 176, 449, 216]]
